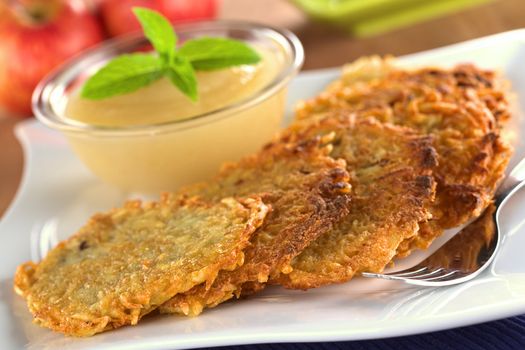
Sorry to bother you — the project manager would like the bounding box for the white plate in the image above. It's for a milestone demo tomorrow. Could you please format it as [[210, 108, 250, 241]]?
[[2, 30, 525, 350]]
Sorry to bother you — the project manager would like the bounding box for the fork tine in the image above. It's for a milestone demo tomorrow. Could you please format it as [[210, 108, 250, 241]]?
[[382, 266, 428, 277], [388, 268, 445, 279], [360, 266, 427, 279], [360, 273, 406, 281], [361, 268, 463, 284], [361, 269, 464, 286], [401, 270, 462, 283], [416, 270, 461, 281]]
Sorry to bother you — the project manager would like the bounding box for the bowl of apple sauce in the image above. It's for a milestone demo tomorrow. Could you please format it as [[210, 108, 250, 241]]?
[[33, 21, 304, 193]]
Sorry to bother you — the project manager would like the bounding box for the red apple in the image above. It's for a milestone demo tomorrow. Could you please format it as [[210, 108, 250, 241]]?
[[0, 0, 104, 117], [100, 0, 217, 37]]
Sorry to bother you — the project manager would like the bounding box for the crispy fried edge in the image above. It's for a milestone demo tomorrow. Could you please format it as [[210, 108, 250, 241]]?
[[14, 194, 268, 336], [397, 131, 512, 256], [295, 58, 513, 256], [159, 136, 353, 315], [272, 116, 437, 289]]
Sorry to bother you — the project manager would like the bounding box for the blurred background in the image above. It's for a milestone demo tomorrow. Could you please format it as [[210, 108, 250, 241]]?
[[1, 0, 525, 212]]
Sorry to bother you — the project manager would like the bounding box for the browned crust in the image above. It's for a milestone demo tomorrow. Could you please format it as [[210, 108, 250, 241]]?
[[294, 59, 512, 255], [14, 195, 268, 336], [273, 116, 437, 289], [160, 136, 352, 315]]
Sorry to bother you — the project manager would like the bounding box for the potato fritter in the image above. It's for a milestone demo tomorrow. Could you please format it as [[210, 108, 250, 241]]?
[[274, 116, 437, 289], [159, 136, 352, 316], [14, 195, 268, 336], [295, 57, 512, 253]]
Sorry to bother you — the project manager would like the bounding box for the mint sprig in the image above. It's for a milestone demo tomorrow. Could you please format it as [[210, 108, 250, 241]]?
[[81, 7, 261, 101]]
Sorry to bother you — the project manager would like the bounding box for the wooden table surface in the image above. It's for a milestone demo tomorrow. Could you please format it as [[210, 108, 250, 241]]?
[[1, 0, 525, 217]]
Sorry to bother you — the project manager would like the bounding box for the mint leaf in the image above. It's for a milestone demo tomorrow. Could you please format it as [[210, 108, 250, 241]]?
[[81, 9, 262, 102], [168, 56, 198, 101], [179, 37, 261, 70], [81, 54, 163, 99], [133, 7, 177, 63]]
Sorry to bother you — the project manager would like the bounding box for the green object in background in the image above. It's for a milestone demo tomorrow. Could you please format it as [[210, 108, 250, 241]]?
[[292, 0, 495, 37]]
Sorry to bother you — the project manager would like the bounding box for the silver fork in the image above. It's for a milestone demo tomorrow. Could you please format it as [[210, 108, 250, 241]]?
[[362, 157, 525, 286]]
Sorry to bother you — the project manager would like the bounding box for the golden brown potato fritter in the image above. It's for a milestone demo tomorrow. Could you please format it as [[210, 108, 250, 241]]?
[[274, 116, 437, 289], [14, 195, 268, 336], [295, 57, 512, 253], [159, 136, 352, 315]]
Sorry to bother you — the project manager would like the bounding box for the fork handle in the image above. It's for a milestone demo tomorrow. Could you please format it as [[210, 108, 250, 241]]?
[[496, 157, 525, 205]]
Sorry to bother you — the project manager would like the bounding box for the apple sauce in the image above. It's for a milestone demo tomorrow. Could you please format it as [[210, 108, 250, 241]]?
[[62, 46, 288, 193], [66, 47, 281, 127], [33, 22, 303, 194]]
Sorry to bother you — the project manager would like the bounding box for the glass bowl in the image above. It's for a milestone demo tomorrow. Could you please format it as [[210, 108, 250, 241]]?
[[33, 21, 304, 194]]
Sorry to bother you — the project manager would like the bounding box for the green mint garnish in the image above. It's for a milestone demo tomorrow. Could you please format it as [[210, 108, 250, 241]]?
[[179, 37, 262, 70], [81, 54, 163, 99], [81, 7, 261, 101]]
